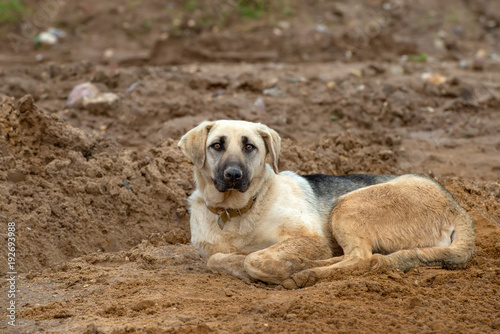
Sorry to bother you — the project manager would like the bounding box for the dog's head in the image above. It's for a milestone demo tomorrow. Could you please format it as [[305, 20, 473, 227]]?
[[178, 120, 281, 193]]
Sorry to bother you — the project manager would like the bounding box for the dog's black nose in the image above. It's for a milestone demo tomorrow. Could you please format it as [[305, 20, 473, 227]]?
[[224, 167, 242, 182]]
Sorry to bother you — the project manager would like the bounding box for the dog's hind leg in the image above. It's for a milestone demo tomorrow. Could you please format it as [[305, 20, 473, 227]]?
[[282, 239, 374, 289], [370, 243, 474, 272], [371, 207, 476, 271], [283, 209, 476, 289]]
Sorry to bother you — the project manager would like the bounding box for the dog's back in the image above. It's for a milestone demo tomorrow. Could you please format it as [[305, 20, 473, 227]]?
[[300, 173, 397, 217]]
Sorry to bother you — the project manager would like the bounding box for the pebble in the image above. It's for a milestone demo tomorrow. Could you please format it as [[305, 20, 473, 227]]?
[[34, 32, 57, 46], [349, 69, 363, 78], [66, 82, 100, 107], [453, 26, 463, 36], [211, 89, 226, 98], [278, 21, 290, 29], [125, 81, 143, 94], [473, 49, 487, 71], [264, 77, 278, 88], [459, 60, 468, 68], [390, 66, 403, 74], [253, 97, 266, 111], [421, 73, 447, 85], [83, 93, 120, 107], [34, 27, 66, 46], [315, 24, 327, 33], [103, 48, 114, 60], [47, 27, 66, 38], [263, 87, 285, 98]]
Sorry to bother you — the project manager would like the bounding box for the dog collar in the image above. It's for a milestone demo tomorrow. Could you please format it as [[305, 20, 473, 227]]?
[[207, 196, 256, 230]]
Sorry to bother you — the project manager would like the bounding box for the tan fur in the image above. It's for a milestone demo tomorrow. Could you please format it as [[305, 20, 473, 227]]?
[[178, 120, 476, 289]]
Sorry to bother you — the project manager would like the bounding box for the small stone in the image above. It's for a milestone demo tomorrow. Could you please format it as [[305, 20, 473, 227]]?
[[253, 97, 266, 111], [263, 87, 285, 98], [315, 24, 327, 33], [82, 93, 120, 114], [349, 69, 363, 78], [278, 21, 290, 29], [390, 66, 403, 74], [421, 73, 447, 85], [67, 82, 100, 107], [103, 48, 114, 60], [473, 49, 487, 71], [211, 89, 226, 98], [264, 77, 278, 89], [459, 59, 468, 68], [34, 31, 57, 45]]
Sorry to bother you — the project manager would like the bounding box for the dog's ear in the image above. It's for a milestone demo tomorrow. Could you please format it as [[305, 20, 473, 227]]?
[[257, 124, 281, 174], [178, 121, 215, 169]]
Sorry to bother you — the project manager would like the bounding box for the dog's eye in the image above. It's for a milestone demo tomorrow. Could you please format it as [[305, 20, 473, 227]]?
[[211, 143, 223, 151], [245, 144, 255, 151]]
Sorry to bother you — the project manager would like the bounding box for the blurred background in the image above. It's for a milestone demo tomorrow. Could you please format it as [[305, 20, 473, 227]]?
[[1, 0, 500, 65]]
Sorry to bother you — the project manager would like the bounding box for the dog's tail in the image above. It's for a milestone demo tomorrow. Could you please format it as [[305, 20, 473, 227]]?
[[371, 206, 476, 272]]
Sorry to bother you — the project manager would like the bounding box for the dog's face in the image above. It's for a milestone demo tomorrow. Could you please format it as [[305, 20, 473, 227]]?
[[178, 120, 281, 193]]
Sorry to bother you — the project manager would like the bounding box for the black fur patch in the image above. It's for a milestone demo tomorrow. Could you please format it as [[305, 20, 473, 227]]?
[[301, 174, 398, 200]]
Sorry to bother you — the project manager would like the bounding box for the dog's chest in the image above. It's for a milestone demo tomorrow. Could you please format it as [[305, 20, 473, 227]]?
[[218, 215, 282, 253]]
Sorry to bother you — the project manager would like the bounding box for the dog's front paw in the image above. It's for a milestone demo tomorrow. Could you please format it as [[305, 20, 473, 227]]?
[[282, 269, 318, 290]]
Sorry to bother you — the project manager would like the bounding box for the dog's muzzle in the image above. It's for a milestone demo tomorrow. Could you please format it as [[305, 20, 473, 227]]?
[[213, 163, 249, 192]]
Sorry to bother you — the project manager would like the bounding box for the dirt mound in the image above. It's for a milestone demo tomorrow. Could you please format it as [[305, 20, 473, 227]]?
[[280, 131, 401, 175], [0, 95, 191, 272]]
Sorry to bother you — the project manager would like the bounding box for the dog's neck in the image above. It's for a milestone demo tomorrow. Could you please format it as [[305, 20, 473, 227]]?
[[206, 195, 257, 229], [193, 164, 274, 209]]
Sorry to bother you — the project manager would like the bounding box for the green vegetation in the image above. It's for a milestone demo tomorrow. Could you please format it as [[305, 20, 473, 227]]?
[[0, 0, 25, 24], [169, 0, 297, 32], [143, 18, 152, 32], [185, 0, 198, 12], [408, 52, 428, 63], [237, 1, 267, 19]]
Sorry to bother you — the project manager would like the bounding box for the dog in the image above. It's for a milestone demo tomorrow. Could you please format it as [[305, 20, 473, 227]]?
[[178, 120, 475, 289]]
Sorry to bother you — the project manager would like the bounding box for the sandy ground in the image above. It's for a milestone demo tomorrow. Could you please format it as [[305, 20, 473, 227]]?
[[0, 1, 499, 333]]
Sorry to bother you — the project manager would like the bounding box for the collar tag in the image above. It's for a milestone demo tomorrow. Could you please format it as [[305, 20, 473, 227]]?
[[207, 196, 256, 230], [217, 216, 225, 229]]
